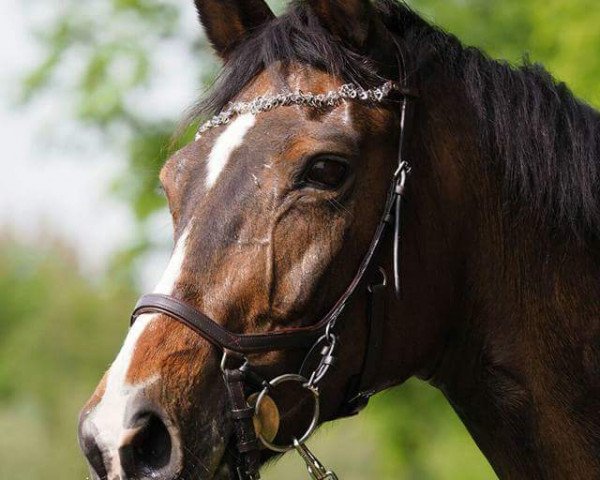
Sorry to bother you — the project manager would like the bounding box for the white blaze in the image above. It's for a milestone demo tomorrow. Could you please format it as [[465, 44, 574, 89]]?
[[153, 226, 191, 295], [205, 113, 256, 189], [342, 101, 353, 126], [86, 224, 191, 476]]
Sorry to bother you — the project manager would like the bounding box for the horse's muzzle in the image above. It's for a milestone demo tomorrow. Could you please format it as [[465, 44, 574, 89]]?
[[78, 397, 182, 480]]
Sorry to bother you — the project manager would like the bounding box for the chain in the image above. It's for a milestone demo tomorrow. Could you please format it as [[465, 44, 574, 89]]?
[[196, 81, 400, 140]]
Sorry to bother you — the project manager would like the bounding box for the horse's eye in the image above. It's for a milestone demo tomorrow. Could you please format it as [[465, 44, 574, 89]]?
[[303, 157, 349, 189]]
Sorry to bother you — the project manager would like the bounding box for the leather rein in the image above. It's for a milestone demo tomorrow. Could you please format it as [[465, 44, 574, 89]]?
[[130, 47, 417, 480]]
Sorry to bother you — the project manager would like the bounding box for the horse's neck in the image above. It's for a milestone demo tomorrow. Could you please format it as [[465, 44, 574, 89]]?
[[436, 253, 600, 477], [425, 82, 600, 477]]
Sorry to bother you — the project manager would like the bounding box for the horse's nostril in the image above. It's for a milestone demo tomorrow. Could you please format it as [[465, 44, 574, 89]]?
[[79, 429, 108, 480], [120, 412, 173, 477]]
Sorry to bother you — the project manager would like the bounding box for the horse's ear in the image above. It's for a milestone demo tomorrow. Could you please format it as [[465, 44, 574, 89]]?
[[306, 0, 379, 50], [194, 0, 275, 60]]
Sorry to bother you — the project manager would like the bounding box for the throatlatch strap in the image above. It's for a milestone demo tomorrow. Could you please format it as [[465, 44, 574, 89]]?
[[360, 279, 387, 395], [336, 268, 388, 418]]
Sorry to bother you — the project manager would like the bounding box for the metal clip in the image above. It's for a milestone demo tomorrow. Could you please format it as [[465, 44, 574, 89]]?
[[306, 333, 337, 388], [293, 439, 339, 480], [393, 161, 411, 196]]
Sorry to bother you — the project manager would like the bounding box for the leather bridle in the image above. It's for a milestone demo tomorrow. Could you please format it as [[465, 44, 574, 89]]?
[[130, 45, 417, 480]]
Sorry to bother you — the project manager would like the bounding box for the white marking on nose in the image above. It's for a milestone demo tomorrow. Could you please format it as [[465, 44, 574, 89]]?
[[87, 224, 192, 476], [153, 225, 192, 295], [342, 101, 353, 126], [206, 113, 256, 189]]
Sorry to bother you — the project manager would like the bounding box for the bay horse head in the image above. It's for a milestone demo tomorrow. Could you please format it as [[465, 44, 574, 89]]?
[[79, 0, 600, 479]]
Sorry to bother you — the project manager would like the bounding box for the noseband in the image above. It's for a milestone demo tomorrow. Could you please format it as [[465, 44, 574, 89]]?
[[131, 54, 417, 480]]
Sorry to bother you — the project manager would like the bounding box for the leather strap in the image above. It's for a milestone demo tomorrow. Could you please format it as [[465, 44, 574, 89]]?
[[336, 268, 388, 417], [132, 293, 324, 353], [360, 275, 387, 394], [223, 368, 261, 479]]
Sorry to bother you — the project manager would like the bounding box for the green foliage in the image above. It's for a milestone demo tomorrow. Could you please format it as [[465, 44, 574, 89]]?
[[111, 122, 176, 220], [368, 381, 495, 479], [23, 1, 179, 105], [409, 0, 600, 107], [0, 235, 136, 479], [22, 0, 184, 228]]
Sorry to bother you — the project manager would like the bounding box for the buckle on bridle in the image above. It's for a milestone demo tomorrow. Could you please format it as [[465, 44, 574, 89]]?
[[221, 349, 248, 372], [367, 266, 388, 293], [393, 161, 411, 196]]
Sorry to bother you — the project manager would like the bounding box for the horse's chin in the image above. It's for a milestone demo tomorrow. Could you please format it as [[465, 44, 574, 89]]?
[[211, 461, 235, 480], [207, 438, 238, 480], [209, 445, 267, 480], [175, 454, 232, 480]]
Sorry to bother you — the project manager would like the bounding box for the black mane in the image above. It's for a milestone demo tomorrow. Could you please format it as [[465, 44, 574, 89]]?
[[189, 0, 600, 241]]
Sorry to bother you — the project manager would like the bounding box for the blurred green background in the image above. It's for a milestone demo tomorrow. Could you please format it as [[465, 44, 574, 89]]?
[[1, 0, 598, 478]]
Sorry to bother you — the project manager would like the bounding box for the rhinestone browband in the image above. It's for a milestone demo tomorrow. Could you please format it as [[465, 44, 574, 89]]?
[[195, 81, 401, 140]]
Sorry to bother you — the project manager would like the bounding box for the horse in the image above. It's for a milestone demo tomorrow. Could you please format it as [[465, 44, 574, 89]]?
[[78, 0, 600, 479]]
